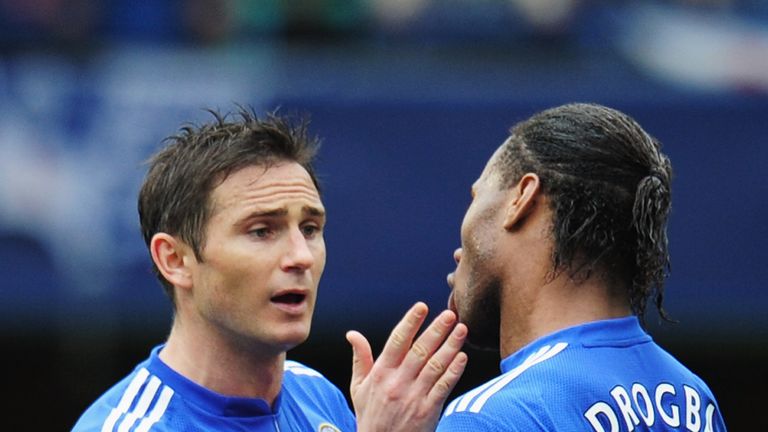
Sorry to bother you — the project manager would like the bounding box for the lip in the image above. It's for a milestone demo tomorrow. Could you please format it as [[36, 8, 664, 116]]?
[[270, 288, 310, 315], [447, 291, 457, 315], [446, 272, 458, 314]]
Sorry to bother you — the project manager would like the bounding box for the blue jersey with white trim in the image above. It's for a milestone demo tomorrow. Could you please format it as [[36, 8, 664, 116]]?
[[71, 345, 356, 432], [438, 317, 726, 431]]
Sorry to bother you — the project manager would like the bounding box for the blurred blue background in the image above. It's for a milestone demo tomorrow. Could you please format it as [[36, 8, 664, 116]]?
[[1, 0, 766, 429]]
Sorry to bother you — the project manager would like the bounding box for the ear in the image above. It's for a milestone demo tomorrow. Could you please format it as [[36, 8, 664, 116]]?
[[150, 233, 195, 291], [503, 173, 541, 230]]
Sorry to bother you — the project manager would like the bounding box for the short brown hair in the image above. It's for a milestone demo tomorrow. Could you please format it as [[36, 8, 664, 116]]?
[[138, 107, 320, 303]]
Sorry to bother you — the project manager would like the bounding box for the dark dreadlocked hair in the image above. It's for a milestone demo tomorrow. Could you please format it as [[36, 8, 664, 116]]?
[[495, 103, 673, 324]]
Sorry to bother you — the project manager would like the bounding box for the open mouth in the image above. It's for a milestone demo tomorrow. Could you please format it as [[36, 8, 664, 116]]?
[[271, 293, 306, 305]]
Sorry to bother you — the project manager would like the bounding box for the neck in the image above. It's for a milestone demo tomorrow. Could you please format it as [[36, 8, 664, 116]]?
[[159, 317, 285, 406], [498, 271, 631, 358]]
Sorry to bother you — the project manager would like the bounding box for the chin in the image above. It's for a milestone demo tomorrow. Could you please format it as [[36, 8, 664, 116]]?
[[465, 336, 500, 352], [278, 325, 312, 349]]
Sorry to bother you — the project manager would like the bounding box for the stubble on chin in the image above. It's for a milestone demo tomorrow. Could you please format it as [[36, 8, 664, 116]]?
[[462, 274, 502, 352]]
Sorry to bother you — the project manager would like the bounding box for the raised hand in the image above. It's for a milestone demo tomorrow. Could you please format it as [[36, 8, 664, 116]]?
[[346, 302, 468, 432]]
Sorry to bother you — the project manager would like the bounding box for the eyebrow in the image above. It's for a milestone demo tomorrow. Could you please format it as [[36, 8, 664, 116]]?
[[245, 206, 326, 219], [303, 206, 326, 217]]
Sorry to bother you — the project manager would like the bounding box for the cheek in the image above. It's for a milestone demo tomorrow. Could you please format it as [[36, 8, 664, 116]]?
[[312, 241, 327, 275], [454, 244, 480, 301], [461, 200, 493, 250], [461, 224, 498, 293], [459, 206, 476, 243], [201, 252, 270, 297]]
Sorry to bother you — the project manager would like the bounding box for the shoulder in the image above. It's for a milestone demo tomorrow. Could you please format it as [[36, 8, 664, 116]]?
[[282, 360, 356, 430], [71, 365, 174, 432], [438, 409, 519, 432], [439, 384, 553, 431], [283, 360, 345, 401], [283, 360, 338, 390], [284, 360, 326, 378], [438, 344, 571, 431]]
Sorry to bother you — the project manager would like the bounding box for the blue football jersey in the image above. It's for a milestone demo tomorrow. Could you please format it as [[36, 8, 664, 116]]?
[[71, 345, 356, 432], [438, 317, 726, 431]]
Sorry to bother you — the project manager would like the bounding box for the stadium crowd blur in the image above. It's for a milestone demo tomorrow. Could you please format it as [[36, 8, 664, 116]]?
[[1, 1, 766, 430], [0, 1, 766, 50]]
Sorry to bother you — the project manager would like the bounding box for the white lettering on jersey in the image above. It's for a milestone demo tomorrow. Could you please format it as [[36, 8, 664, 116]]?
[[684, 385, 702, 432], [704, 403, 716, 432], [584, 402, 619, 432], [610, 385, 640, 430], [631, 383, 655, 427], [656, 383, 680, 427], [585, 383, 717, 431]]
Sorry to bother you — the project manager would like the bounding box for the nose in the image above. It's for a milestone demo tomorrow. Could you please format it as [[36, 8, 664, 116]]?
[[282, 228, 315, 272], [453, 248, 462, 264]]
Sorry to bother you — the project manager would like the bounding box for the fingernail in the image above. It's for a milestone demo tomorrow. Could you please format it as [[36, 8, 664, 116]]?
[[441, 311, 455, 325], [413, 303, 427, 317], [454, 325, 467, 338]]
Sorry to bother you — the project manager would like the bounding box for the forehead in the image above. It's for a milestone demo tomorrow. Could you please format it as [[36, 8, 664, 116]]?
[[475, 141, 508, 188], [210, 162, 323, 213]]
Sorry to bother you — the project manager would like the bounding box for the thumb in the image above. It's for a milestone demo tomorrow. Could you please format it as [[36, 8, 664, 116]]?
[[346, 330, 373, 395]]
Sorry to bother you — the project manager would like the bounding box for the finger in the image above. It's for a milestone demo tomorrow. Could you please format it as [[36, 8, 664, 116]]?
[[400, 310, 458, 379], [376, 302, 429, 368], [427, 351, 468, 405], [416, 322, 467, 388], [346, 330, 374, 394]]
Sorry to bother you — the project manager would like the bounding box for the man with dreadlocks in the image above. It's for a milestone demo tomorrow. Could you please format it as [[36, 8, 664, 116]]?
[[434, 103, 726, 431]]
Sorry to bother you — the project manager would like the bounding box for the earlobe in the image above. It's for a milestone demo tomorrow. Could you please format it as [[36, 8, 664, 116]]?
[[503, 173, 541, 230], [150, 233, 194, 290]]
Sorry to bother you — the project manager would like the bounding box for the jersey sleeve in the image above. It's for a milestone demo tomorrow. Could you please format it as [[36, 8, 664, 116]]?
[[437, 410, 520, 432], [284, 360, 357, 431], [437, 382, 557, 432]]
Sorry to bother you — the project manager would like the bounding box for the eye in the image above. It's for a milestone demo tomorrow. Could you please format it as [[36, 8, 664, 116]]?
[[249, 226, 272, 239], [301, 224, 322, 238]]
